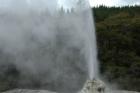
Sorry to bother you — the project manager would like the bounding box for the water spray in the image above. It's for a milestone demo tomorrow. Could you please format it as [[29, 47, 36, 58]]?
[[0, 0, 107, 93]]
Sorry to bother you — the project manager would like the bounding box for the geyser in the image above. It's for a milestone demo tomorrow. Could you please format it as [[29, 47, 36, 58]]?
[[0, 0, 98, 92], [58, 0, 99, 80]]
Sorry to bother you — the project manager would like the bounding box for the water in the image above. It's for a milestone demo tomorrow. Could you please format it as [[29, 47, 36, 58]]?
[[58, 0, 98, 80], [83, 6, 98, 80], [0, 0, 98, 92]]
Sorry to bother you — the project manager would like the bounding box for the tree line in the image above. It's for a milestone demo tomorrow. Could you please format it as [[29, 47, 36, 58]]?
[[94, 5, 140, 91]]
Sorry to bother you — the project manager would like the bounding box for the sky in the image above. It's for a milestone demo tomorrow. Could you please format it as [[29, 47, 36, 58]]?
[[89, 0, 140, 7], [0, 0, 140, 9]]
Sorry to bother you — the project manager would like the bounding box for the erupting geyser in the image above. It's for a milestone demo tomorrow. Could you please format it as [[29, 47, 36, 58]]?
[[58, 0, 99, 80], [0, 0, 101, 93]]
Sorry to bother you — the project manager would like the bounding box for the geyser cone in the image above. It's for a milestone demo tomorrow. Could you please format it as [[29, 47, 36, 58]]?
[[80, 79, 105, 93]]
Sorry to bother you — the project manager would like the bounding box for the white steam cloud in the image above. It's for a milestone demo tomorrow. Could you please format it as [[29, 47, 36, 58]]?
[[0, 0, 96, 93], [0, 0, 97, 93]]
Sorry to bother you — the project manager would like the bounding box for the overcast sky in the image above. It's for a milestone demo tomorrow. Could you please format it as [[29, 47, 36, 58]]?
[[0, 0, 139, 9], [89, 0, 140, 7]]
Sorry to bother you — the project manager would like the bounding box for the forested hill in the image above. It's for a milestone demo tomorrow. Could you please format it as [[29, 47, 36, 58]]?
[[93, 5, 140, 22], [93, 6, 140, 91]]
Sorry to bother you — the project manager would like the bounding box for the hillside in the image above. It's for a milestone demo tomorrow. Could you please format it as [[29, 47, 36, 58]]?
[[94, 6, 140, 91]]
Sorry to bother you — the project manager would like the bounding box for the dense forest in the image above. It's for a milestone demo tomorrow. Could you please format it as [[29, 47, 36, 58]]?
[[94, 6, 140, 91], [0, 6, 140, 92]]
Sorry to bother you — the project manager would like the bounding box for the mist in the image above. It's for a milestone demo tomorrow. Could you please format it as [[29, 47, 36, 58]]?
[[0, 0, 97, 93]]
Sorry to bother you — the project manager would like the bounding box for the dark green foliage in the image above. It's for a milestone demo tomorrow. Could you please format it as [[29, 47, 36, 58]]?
[[0, 62, 19, 92], [94, 6, 140, 91]]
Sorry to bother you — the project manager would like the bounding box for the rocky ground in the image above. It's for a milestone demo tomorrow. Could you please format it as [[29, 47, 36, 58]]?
[[112, 90, 140, 93], [2, 89, 140, 93], [2, 89, 56, 93]]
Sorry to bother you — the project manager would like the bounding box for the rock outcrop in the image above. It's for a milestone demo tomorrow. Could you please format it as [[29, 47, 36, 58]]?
[[79, 79, 105, 93]]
